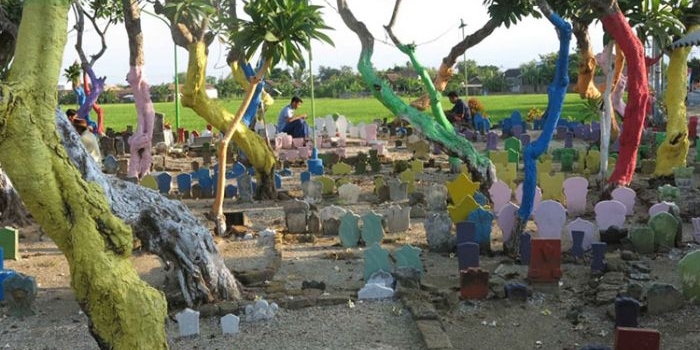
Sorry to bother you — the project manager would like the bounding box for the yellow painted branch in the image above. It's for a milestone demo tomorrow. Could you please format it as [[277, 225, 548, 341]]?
[[576, 47, 602, 99], [181, 43, 276, 181], [654, 26, 698, 176], [410, 63, 453, 111]]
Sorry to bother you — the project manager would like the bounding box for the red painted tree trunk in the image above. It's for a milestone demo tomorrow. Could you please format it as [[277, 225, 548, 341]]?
[[82, 71, 105, 135], [601, 11, 648, 186]]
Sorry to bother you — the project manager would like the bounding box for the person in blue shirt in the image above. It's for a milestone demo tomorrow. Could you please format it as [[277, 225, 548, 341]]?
[[277, 96, 308, 138], [446, 91, 471, 129]]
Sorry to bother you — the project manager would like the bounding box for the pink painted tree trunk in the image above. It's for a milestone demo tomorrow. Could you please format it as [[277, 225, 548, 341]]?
[[126, 66, 154, 179]]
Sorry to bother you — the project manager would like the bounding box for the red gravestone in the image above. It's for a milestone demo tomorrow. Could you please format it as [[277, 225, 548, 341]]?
[[614, 327, 660, 350], [460, 268, 489, 300], [527, 238, 562, 283], [689, 116, 698, 141]]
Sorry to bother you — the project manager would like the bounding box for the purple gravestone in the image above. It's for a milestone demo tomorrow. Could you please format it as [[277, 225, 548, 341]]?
[[498, 202, 520, 244], [611, 186, 636, 216], [505, 282, 529, 301], [591, 121, 600, 130], [571, 230, 585, 259], [533, 200, 567, 239], [511, 125, 523, 138], [432, 143, 442, 155], [456, 221, 477, 245], [563, 176, 589, 216], [648, 201, 676, 218], [462, 129, 476, 140], [566, 218, 597, 252], [594, 200, 627, 231], [486, 132, 499, 151], [590, 128, 600, 143], [488, 180, 512, 215], [591, 242, 607, 272], [457, 242, 480, 270], [615, 297, 640, 328], [611, 138, 620, 153], [519, 232, 531, 265], [556, 126, 568, 140], [582, 126, 592, 141], [564, 131, 574, 148], [519, 133, 530, 148], [515, 183, 542, 213], [574, 125, 586, 139]]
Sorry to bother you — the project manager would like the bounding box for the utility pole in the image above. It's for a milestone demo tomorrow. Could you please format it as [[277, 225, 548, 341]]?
[[459, 19, 468, 99]]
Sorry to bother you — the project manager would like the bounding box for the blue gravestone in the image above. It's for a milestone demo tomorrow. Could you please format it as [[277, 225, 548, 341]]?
[[224, 184, 238, 198], [456, 221, 476, 245], [502, 118, 513, 137], [457, 242, 480, 270], [155, 172, 172, 194], [591, 242, 607, 272], [519, 232, 531, 265], [307, 148, 324, 176], [505, 282, 529, 301], [197, 168, 213, 196], [247, 167, 256, 176], [0, 246, 3, 269], [0, 270, 17, 301], [300, 171, 311, 184], [274, 173, 282, 189], [511, 110, 523, 128], [571, 230, 585, 259], [212, 163, 220, 176], [615, 297, 640, 328], [229, 162, 246, 179], [467, 208, 494, 245], [176, 173, 192, 195], [473, 192, 488, 206], [280, 168, 293, 177]]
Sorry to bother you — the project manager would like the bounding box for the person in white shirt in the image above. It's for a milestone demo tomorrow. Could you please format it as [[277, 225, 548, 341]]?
[[72, 118, 102, 164]]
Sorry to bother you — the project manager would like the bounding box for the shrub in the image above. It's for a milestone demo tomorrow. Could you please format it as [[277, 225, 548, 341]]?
[[468, 97, 486, 117]]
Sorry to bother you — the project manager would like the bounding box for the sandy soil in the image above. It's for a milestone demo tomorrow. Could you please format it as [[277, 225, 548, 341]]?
[[2, 113, 700, 350]]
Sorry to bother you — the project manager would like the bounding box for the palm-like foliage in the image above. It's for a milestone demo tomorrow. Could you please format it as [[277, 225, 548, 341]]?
[[231, 0, 334, 68], [619, 0, 688, 48], [483, 0, 541, 27]]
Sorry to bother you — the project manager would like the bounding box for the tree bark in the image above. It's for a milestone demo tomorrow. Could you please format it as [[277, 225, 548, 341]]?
[[0, 166, 32, 227], [336, 0, 495, 190], [122, 0, 154, 180], [0, 1, 167, 348], [654, 25, 699, 176], [180, 42, 277, 199]]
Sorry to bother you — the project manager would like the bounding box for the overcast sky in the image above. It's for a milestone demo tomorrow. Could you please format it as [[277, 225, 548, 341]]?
[[60, 0, 611, 86]]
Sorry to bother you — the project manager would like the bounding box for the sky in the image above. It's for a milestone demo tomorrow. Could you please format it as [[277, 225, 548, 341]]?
[[60, 0, 611, 87]]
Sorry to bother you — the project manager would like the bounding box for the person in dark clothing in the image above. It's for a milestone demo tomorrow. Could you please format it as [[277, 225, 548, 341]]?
[[277, 96, 308, 138], [446, 91, 471, 129]]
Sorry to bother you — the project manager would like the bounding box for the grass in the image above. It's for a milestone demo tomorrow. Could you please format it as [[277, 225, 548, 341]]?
[[90, 93, 590, 132]]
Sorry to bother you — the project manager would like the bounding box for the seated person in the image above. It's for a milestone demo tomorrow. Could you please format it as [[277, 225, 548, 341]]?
[[72, 118, 102, 164], [446, 91, 471, 128], [66, 108, 78, 122], [277, 96, 308, 138], [201, 124, 214, 137]]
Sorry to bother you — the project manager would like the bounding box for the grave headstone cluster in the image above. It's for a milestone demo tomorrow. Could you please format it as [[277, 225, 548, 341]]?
[[360, 243, 423, 299]]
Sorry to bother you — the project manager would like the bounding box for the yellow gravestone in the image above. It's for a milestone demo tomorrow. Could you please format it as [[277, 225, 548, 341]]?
[[540, 172, 565, 202], [446, 173, 480, 204]]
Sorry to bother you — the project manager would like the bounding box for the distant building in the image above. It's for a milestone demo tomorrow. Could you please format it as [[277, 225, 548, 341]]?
[[504, 68, 522, 93]]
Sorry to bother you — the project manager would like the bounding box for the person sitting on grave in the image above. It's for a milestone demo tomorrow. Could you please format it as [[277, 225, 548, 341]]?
[[65, 108, 78, 122], [201, 124, 214, 137], [72, 118, 102, 164], [446, 91, 472, 129], [277, 96, 308, 138]]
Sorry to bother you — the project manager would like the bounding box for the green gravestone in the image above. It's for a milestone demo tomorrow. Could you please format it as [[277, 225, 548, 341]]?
[[629, 226, 655, 254], [561, 152, 574, 172], [315, 176, 335, 195], [655, 132, 666, 148], [648, 212, 679, 249], [361, 212, 385, 246], [394, 244, 423, 277], [339, 211, 361, 248], [696, 138, 700, 162], [504, 137, 522, 154], [140, 174, 158, 190], [0, 227, 19, 260], [374, 176, 385, 194], [507, 149, 520, 164], [679, 250, 700, 303], [363, 243, 392, 280], [658, 184, 680, 202]]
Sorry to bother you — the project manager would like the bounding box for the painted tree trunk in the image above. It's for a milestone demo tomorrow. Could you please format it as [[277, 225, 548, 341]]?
[[654, 26, 699, 176], [55, 110, 241, 306], [507, 12, 571, 255], [231, 60, 273, 128], [601, 42, 615, 181], [0, 1, 167, 349], [76, 66, 104, 132], [573, 20, 601, 100], [82, 70, 105, 134], [0, 166, 32, 227], [601, 11, 649, 187], [337, 1, 494, 189], [181, 42, 277, 199]]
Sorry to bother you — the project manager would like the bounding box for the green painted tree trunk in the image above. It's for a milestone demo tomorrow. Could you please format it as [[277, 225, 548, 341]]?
[[0, 1, 167, 349]]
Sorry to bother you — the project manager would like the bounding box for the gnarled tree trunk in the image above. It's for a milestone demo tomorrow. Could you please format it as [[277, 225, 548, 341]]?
[[0, 1, 167, 348], [0, 166, 31, 227]]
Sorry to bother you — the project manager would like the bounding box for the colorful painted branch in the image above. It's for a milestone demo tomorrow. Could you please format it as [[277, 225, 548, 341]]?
[[600, 42, 615, 181], [396, 43, 454, 132], [76, 65, 104, 132], [602, 11, 649, 187], [654, 26, 699, 176], [82, 69, 105, 134], [517, 12, 571, 221], [238, 60, 266, 127], [126, 66, 155, 179]]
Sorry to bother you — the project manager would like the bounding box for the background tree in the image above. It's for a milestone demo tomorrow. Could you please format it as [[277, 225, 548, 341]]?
[[0, 0, 21, 80], [0, 1, 168, 348]]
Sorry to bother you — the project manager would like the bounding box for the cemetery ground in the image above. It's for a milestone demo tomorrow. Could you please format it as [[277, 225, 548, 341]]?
[[2, 112, 700, 349]]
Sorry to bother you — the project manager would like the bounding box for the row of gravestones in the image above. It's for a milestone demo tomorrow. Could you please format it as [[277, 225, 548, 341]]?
[[299, 168, 419, 204], [360, 243, 422, 298], [276, 136, 388, 163], [175, 300, 278, 338]]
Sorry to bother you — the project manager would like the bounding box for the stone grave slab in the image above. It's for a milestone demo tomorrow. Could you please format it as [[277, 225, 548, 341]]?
[[284, 200, 309, 233], [630, 225, 655, 254], [615, 297, 641, 328], [614, 327, 660, 350], [467, 207, 494, 246], [679, 250, 700, 303], [385, 205, 411, 233], [489, 150, 509, 166], [458, 242, 480, 270], [3, 273, 36, 317], [237, 173, 254, 202], [399, 169, 416, 193], [497, 202, 520, 243], [566, 218, 597, 251], [426, 184, 448, 211], [456, 221, 476, 245], [0, 227, 19, 260], [594, 200, 627, 231], [539, 172, 565, 202], [319, 205, 347, 236], [563, 176, 588, 215], [411, 159, 424, 173], [612, 186, 636, 216], [648, 212, 679, 249], [176, 308, 200, 337], [489, 180, 512, 215], [155, 172, 172, 194], [496, 162, 517, 189], [140, 174, 158, 191], [533, 200, 567, 239], [315, 176, 335, 196], [447, 195, 480, 224], [387, 178, 408, 202], [221, 314, 240, 335], [648, 201, 679, 218], [424, 212, 453, 252], [584, 150, 600, 174], [332, 162, 352, 175], [446, 173, 480, 205], [338, 183, 360, 204], [301, 180, 322, 203], [527, 238, 562, 283]]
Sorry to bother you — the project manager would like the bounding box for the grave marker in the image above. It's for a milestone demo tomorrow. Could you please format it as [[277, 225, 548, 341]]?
[[566, 218, 597, 252], [363, 243, 392, 280], [489, 180, 512, 215], [533, 200, 567, 239], [155, 172, 172, 194], [467, 208, 494, 247], [0, 227, 19, 260], [458, 242, 480, 270], [614, 328, 660, 350], [539, 172, 565, 202], [460, 268, 490, 299], [648, 212, 679, 249], [385, 205, 411, 233], [595, 200, 627, 231], [140, 174, 158, 191], [394, 244, 422, 277], [338, 183, 361, 204], [361, 212, 385, 246], [447, 195, 480, 224], [284, 200, 309, 233], [611, 187, 636, 216], [527, 238, 562, 283], [563, 177, 589, 215], [497, 202, 520, 244], [176, 308, 200, 337], [339, 211, 361, 247], [591, 242, 607, 272], [221, 314, 240, 335]]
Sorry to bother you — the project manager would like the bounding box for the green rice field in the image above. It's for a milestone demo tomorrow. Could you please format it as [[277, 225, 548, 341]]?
[[89, 93, 590, 132]]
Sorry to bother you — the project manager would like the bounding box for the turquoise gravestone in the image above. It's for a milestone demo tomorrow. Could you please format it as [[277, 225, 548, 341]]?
[[361, 212, 384, 246], [467, 208, 495, 246], [339, 211, 361, 248], [363, 243, 392, 280], [648, 212, 679, 249], [394, 245, 423, 277], [679, 250, 700, 303]]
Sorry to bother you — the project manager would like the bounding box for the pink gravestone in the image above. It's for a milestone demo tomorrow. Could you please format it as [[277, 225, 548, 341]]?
[[693, 218, 700, 243], [566, 217, 598, 251], [611, 187, 636, 216], [292, 138, 305, 148], [372, 143, 386, 156], [336, 115, 348, 139], [594, 200, 627, 231], [563, 176, 589, 216], [281, 134, 293, 149], [274, 134, 284, 150], [489, 180, 512, 215], [648, 201, 676, 218], [357, 123, 367, 139], [534, 200, 567, 239], [315, 117, 327, 136], [336, 148, 346, 158], [515, 183, 542, 213], [498, 202, 520, 243], [325, 117, 337, 137], [365, 124, 378, 142], [349, 125, 360, 138], [338, 138, 346, 147], [297, 146, 310, 159]]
